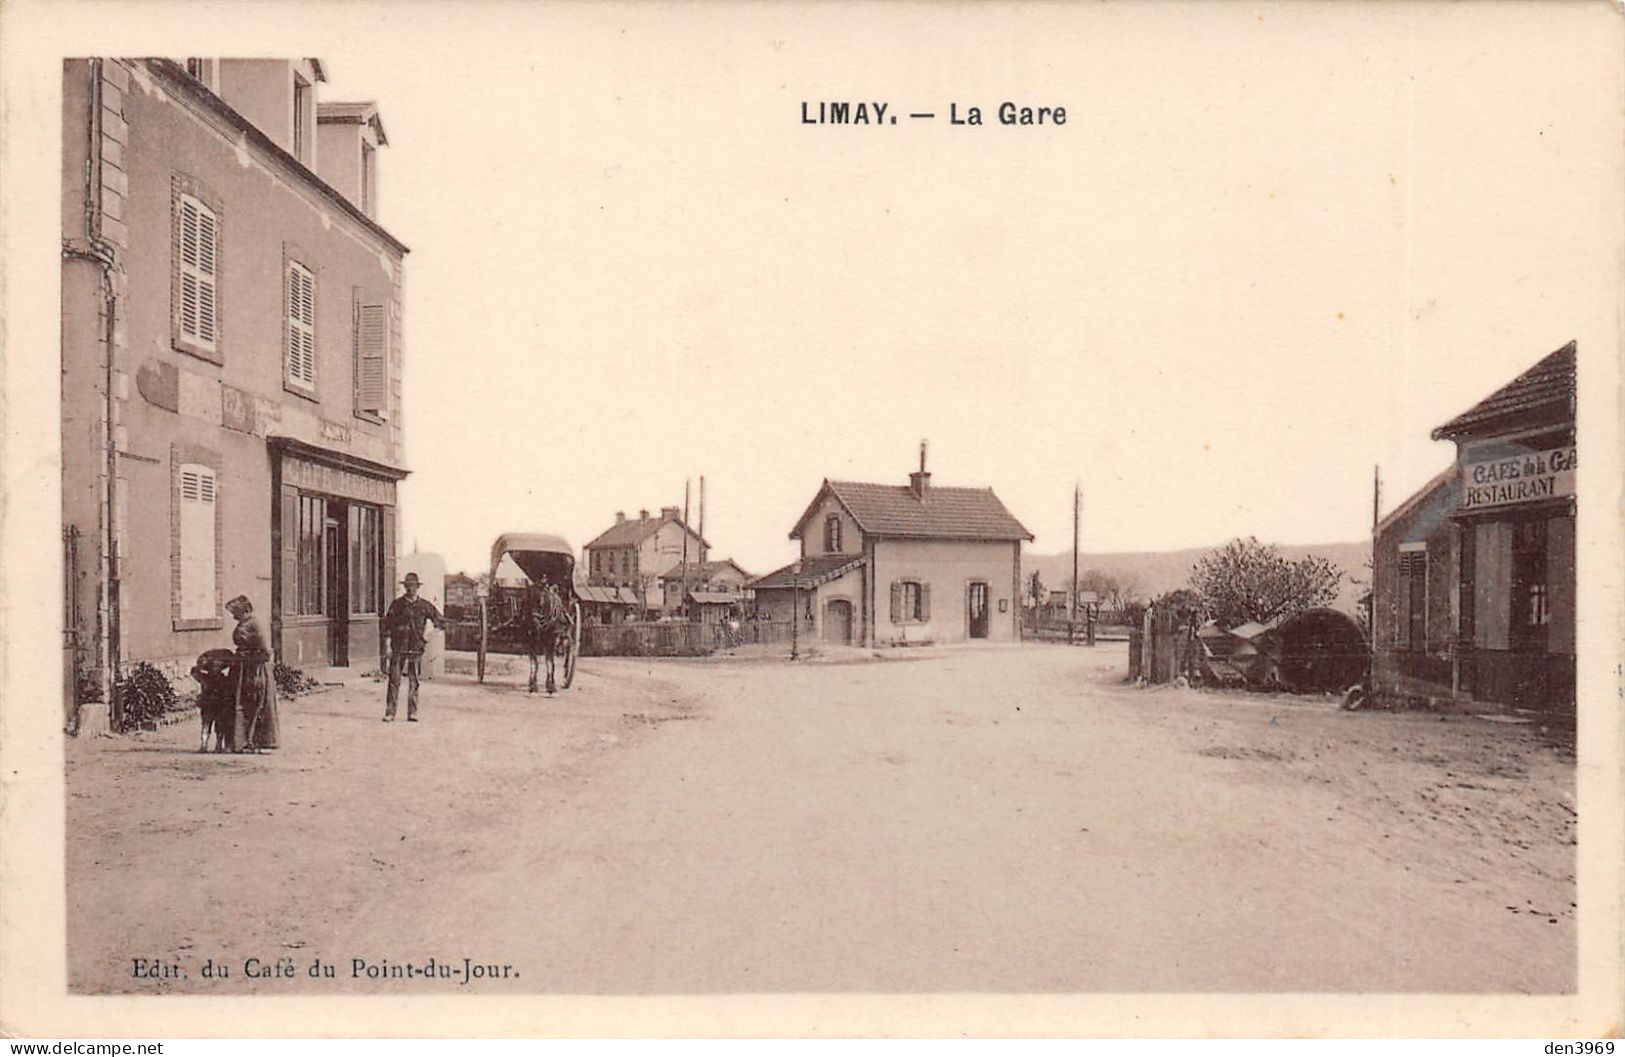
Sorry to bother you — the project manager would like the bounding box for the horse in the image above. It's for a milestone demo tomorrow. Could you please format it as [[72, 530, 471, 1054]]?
[[520, 581, 572, 694]]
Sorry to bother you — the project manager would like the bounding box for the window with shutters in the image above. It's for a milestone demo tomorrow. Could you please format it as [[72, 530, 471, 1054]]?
[[824, 514, 842, 553], [890, 580, 929, 624], [1393, 547, 1426, 651], [285, 259, 317, 393], [173, 190, 221, 360], [177, 464, 218, 621], [354, 293, 389, 420]]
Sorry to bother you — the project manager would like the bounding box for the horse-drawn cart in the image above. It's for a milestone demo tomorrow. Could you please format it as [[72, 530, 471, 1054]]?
[[477, 533, 582, 691]]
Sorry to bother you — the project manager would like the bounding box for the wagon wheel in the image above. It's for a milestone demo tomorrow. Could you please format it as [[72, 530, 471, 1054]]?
[[559, 600, 581, 689]]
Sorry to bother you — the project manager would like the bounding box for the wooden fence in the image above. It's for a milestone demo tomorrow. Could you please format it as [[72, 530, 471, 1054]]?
[[582, 619, 797, 656], [1126, 606, 1200, 684], [449, 618, 801, 658], [1022, 619, 1133, 644]]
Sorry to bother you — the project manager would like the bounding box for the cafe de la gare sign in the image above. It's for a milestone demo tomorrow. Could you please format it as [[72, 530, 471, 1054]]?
[[1463, 445, 1576, 511]]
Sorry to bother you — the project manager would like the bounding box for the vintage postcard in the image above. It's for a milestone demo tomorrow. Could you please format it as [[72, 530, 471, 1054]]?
[[1, 0, 1621, 1040]]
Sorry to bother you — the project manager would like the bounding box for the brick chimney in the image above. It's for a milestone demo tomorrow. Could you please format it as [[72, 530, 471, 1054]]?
[[909, 439, 931, 500], [661, 506, 680, 518], [614, 511, 626, 524], [639, 508, 650, 520]]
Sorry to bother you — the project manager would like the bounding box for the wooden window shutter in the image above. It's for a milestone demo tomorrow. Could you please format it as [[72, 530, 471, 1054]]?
[[355, 297, 389, 418], [1395, 550, 1424, 649], [197, 207, 218, 343], [177, 193, 219, 350], [890, 581, 902, 624], [280, 486, 300, 616], [286, 261, 316, 388], [920, 583, 931, 622], [179, 198, 200, 338], [1391, 558, 1407, 647], [178, 464, 217, 619]]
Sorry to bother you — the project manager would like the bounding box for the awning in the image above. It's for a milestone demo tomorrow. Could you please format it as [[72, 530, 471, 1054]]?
[[577, 585, 639, 606]]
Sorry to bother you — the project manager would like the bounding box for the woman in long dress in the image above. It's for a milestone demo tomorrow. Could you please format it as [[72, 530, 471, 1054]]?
[[225, 595, 280, 752]]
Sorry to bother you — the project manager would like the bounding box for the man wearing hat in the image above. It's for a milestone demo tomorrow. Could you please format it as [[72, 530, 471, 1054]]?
[[381, 572, 447, 722]]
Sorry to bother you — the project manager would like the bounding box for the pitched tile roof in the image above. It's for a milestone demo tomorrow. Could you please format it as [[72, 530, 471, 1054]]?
[[585, 512, 706, 550], [794, 480, 1034, 542], [749, 554, 867, 590], [1432, 341, 1576, 440], [576, 585, 640, 606], [687, 590, 741, 605], [660, 559, 751, 581]]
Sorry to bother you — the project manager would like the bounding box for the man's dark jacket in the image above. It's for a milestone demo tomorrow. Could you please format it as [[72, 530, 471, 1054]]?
[[383, 594, 445, 656]]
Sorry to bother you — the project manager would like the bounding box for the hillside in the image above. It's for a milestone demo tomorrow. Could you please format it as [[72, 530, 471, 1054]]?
[[1023, 540, 1371, 615]]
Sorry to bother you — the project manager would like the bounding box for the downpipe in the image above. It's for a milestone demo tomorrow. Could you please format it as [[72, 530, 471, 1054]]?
[[59, 58, 123, 728]]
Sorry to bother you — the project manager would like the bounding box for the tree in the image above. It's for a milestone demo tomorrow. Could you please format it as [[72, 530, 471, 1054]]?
[[1188, 537, 1343, 628], [1077, 568, 1119, 603]]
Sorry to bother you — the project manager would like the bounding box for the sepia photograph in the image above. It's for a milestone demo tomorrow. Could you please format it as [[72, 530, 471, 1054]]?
[[2, 0, 1622, 1040]]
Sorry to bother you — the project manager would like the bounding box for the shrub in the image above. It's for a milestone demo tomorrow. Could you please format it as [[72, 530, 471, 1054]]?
[[274, 661, 321, 697], [115, 663, 177, 733]]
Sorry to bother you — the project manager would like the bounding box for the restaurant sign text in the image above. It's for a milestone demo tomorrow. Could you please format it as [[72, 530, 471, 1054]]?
[[1463, 446, 1575, 511]]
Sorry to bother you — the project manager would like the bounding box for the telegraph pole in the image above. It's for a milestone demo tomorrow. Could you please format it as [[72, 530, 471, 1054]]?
[[681, 478, 691, 619], [1070, 482, 1080, 646], [790, 558, 803, 660]]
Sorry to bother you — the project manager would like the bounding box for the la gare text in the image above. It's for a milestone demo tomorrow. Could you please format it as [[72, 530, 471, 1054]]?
[[800, 101, 1066, 126]]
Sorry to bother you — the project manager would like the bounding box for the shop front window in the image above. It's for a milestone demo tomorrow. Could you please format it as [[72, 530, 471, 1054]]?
[[296, 494, 326, 616], [349, 504, 383, 615], [1511, 518, 1549, 644]]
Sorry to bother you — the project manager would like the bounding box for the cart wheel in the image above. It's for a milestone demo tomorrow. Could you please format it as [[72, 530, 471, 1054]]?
[[560, 601, 581, 689]]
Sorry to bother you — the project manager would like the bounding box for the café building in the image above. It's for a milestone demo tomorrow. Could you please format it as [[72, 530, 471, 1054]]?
[[1371, 341, 1576, 712]]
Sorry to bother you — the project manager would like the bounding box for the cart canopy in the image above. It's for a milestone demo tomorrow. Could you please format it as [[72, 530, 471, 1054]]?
[[489, 533, 576, 587]]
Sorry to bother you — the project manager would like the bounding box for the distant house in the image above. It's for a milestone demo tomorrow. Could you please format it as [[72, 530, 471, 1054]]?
[[684, 590, 743, 626], [583, 506, 708, 610], [1372, 341, 1575, 712], [443, 573, 479, 620], [750, 450, 1033, 646], [659, 558, 752, 610], [1042, 589, 1098, 622], [575, 584, 641, 626]]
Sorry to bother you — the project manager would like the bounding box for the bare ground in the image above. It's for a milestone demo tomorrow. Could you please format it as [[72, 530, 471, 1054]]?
[[65, 643, 1575, 994]]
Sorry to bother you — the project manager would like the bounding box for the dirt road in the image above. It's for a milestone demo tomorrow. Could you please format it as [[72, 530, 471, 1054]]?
[[66, 644, 1576, 994]]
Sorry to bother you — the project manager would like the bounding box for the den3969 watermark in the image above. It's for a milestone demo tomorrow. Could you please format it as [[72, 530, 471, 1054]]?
[[131, 955, 519, 985]]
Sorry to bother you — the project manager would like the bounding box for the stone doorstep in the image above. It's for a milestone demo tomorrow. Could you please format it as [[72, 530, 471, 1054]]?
[[301, 665, 380, 686]]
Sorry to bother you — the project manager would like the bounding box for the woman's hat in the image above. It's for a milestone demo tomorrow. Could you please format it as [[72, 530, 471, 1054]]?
[[226, 594, 252, 613]]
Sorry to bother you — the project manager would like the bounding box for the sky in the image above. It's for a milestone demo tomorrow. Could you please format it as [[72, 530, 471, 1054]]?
[[32, 2, 1625, 579]]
